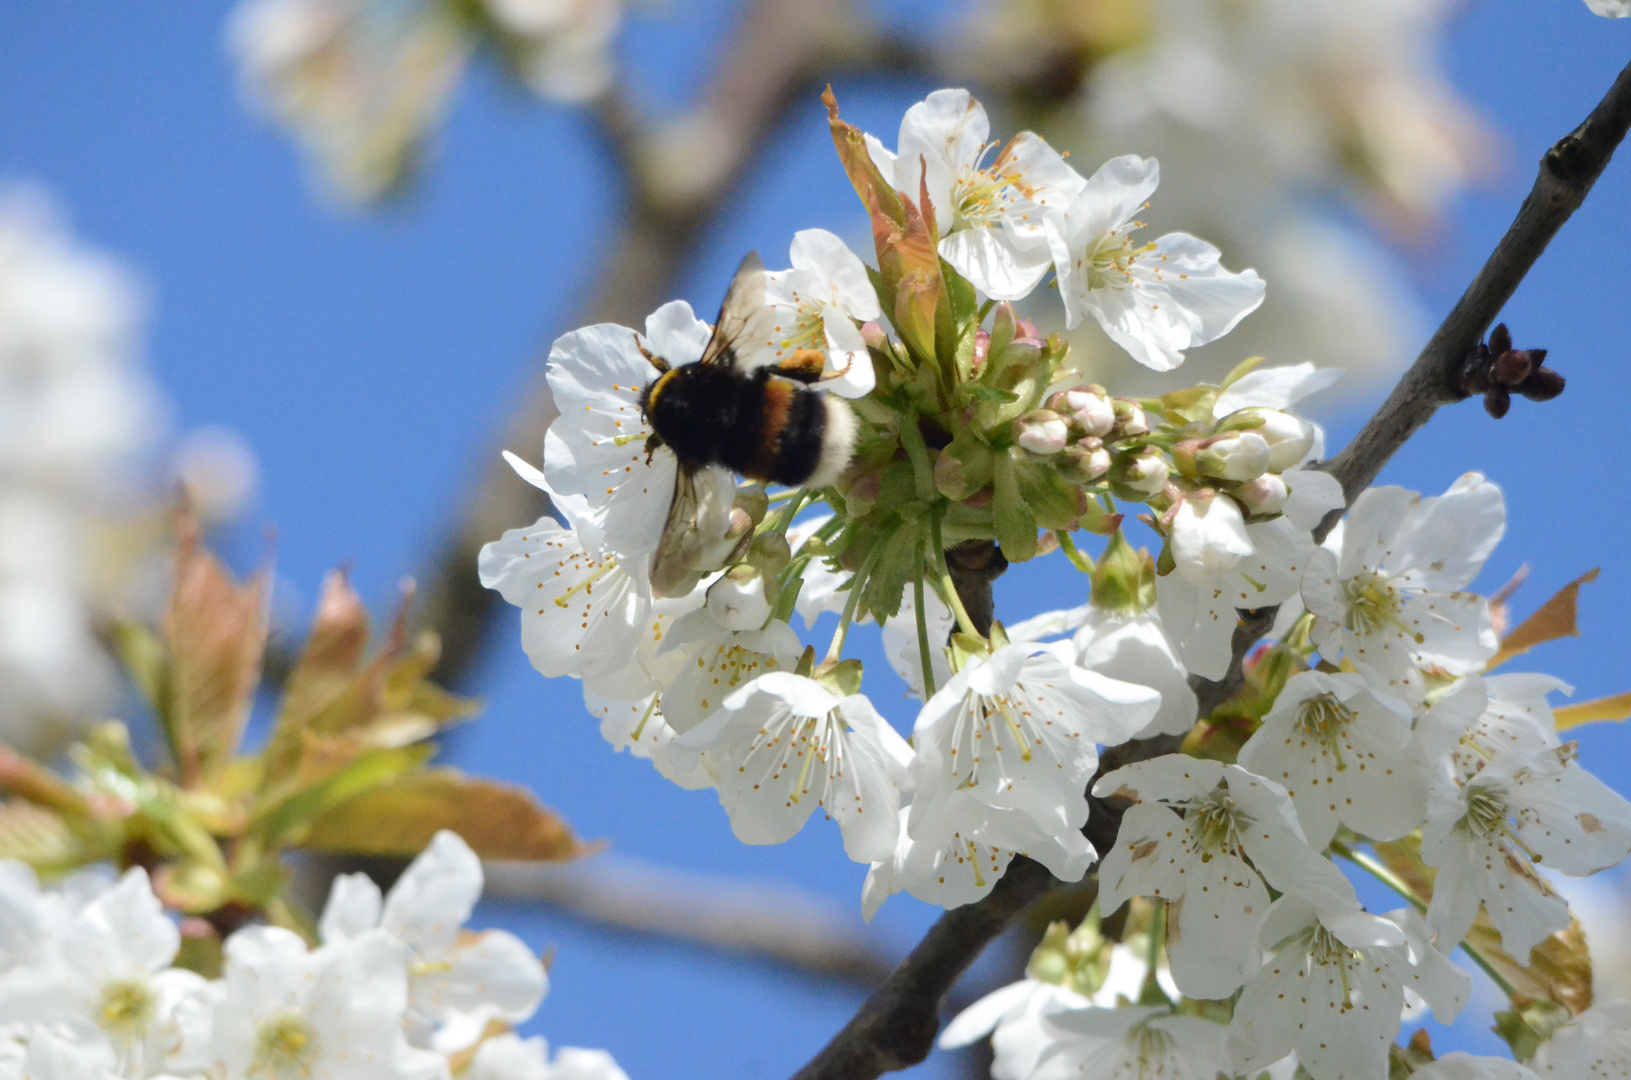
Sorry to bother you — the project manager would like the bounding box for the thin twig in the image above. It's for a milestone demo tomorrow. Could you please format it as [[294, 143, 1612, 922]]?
[[790, 858, 1058, 1080], [481, 856, 898, 986], [1316, 55, 1631, 530], [788, 55, 1631, 1080]]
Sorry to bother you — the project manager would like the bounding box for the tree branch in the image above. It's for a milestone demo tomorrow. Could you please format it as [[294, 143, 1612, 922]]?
[[790, 857, 1059, 1080], [1317, 55, 1631, 519], [481, 856, 898, 986], [788, 53, 1631, 1080]]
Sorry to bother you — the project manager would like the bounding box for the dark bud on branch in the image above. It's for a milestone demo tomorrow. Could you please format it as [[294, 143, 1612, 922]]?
[[1458, 323, 1565, 418]]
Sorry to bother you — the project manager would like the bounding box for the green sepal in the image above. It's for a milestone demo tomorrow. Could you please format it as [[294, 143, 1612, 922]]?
[[935, 427, 997, 500], [993, 455, 1039, 563]]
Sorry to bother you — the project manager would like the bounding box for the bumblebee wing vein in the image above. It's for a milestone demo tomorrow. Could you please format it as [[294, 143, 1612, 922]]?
[[699, 251, 768, 371], [649, 468, 705, 599]]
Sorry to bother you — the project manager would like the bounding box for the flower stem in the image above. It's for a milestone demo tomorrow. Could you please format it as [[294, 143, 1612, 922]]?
[[825, 538, 882, 665], [1330, 840, 1520, 1000], [929, 509, 981, 640], [1138, 897, 1172, 1007], [914, 545, 937, 700], [768, 489, 811, 535], [1055, 531, 1094, 574]]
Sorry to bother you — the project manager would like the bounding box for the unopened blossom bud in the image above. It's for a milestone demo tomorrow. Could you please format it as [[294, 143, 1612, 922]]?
[[706, 564, 773, 631], [1112, 399, 1149, 437], [861, 321, 889, 351], [1046, 387, 1115, 437], [1220, 408, 1316, 471], [1518, 367, 1566, 401], [1195, 431, 1271, 482], [971, 328, 991, 376], [1014, 409, 1069, 455], [1168, 491, 1252, 584], [1233, 472, 1289, 517], [1057, 441, 1111, 484], [1114, 447, 1170, 497]]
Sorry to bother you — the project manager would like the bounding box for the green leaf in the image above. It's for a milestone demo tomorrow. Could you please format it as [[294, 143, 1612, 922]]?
[[163, 513, 269, 785], [993, 456, 1038, 563], [252, 743, 434, 846], [109, 618, 176, 761], [825, 88, 942, 364], [300, 768, 584, 861]]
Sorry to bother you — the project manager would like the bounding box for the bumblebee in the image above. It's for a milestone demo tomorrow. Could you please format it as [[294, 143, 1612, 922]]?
[[639, 252, 857, 596]]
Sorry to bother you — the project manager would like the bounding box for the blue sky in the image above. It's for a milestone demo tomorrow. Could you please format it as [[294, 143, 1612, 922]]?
[[3, 1, 1631, 1076]]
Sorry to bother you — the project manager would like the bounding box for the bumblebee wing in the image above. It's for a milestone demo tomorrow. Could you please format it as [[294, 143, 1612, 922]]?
[[697, 251, 768, 371], [649, 464, 736, 599]]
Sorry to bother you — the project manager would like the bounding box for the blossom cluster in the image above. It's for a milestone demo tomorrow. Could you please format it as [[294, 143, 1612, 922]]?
[[0, 831, 626, 1080], [483, 88, 1631, 1077], [228, 0, 619, 202], [0, 190, 160, 759]]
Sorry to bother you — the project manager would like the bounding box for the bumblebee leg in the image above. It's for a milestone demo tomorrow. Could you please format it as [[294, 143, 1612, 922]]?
[[643, 432, 665, 464], [775, 348, 827, 384], [635, 333, 670, 373]]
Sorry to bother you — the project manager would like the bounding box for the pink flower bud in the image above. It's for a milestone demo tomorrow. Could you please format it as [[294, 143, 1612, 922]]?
[[1112, 399, 1150, 437], [1234, 473, 1289, 516], [1046, 388, 1115, 437], [1014, 409, 1070, 455]]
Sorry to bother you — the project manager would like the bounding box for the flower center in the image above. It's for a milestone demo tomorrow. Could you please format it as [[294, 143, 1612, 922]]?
[[1185, 789, 1243, 859], [1341, 570, 1407, 638], [252, 1013, 319, 1078], [951, 164, 1019, 229], [1130, 1020, 1177, 1069], [1460, 780, 1510, 839], [1308, 925, 1362, 1008], [1295, 692, 1355, 770], [96, 978, 157, 1038], [1082, 228, 1153, 291]]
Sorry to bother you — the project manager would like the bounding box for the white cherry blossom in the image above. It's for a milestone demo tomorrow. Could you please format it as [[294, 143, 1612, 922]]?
[[1413, 1053, 1540, 1080], [674, 673, 912, 863], [1236, 670, 1427, 849], [1420, 743, 1631, 959], [1302, 473, 1503, 701], [759, 230, 881, 398], [861, 797, 1096, 920], [1585, 0, 1631, 16], [227, 0, 470, 203], [1530, 998, 1631, 1076], [541, 301, 732, 572], [0, 867, 208, 1078], [908, 641, 1160, 850], [584, 689, 713, 791], [479, 516, 659, 697], [464, 1034, 629, 1080], [319, 831, 546, 1051], [1043, 155, 1264, 370], [1228, 901, 1468, 1080], [204, 926, 445, 1080], [864, 89, 1083, 301], [940, 945, 1164, 1080], [1032, 1006, 1228, 1080], [654, 609, 802, 733], [1156, 514, 1310, 681], [1092, 757, 1359, 999], [1009, 602, 1196, 740]]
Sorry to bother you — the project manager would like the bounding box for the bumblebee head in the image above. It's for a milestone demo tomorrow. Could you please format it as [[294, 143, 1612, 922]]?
[[639, 366, 682, 423]]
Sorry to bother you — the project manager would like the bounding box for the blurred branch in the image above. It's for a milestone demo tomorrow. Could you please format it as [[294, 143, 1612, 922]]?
[[481, 855, 897, 986], [414, 0, 930, 686], [1318, 54, 1631, 520], [789, 54, 1631, 1080]]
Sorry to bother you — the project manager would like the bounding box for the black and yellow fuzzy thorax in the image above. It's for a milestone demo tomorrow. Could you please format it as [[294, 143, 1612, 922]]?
[[640, 363, 832, 487]]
